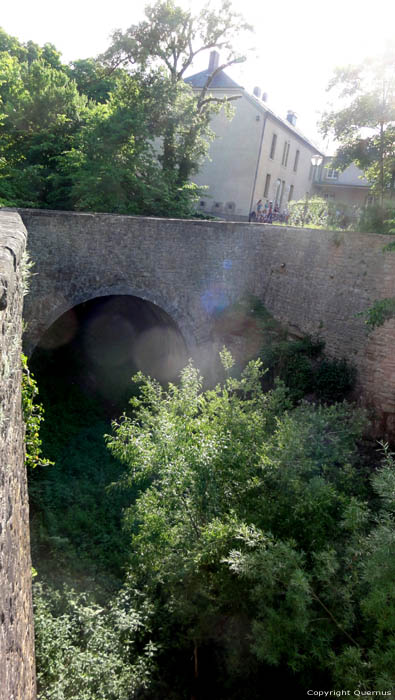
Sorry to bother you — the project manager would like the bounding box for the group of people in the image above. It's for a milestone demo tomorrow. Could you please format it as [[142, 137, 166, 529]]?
[[249, 199, 289, 224]]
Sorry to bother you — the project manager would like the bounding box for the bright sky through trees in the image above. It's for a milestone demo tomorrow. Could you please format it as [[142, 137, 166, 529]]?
[[1, 0, 393, 148]]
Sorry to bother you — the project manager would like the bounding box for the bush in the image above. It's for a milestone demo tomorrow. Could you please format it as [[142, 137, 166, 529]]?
[[315, 358, 357, 402], [34, 582, 156, 700], [357, 203, 395, 234], [260, 333, 355, 403], [104, 354, 395, 694], [287, 197, 355, 230]]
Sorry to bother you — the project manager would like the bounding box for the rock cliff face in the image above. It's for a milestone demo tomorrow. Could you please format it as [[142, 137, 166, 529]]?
[[0, 212, 36, 700]]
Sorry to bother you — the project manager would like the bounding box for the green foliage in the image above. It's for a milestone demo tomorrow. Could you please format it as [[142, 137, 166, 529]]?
[[357, 203, 395, 234], [60, 73, 205, 218], [314, 358, 357, 402], [0, 41, 86, 209], [30, 342, 395, 696], [104, 356, 395, 693], [67, 58, 118, 104], [28, 351, 135, 583], [360, 297, 395, 330], [33, 582, 156, 700], [260, 331, 355, 403], [320, 42, 395, 206], [21, 354, 53, 470], [287, 196, 355, 230], [102, 0, 249, 79], [101, 0, 251, 186], [0, 8, 249, 218]]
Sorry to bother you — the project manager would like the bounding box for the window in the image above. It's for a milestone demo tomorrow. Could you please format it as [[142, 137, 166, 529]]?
[[274, 179, 281, 206], [288, 184, 294, 202], [284, 142, 290, 167], [281, 141, 290, 167], [269, 133, 277, 159], [293, 149, 300, 172], [279, 180, 285, 208], [263, 173, 271, 198], [326, 168, 339, 179], [199, 201, 206, 208], [313, 164, 321, 182]]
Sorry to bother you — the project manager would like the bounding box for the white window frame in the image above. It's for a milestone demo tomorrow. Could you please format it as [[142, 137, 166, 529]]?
[[326, 168, 339, 180]]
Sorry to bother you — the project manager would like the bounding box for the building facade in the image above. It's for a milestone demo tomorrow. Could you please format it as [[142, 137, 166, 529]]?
[[186, 52, 325, 220], [312, 157, 371, 206], [186, 53, 373, 220]]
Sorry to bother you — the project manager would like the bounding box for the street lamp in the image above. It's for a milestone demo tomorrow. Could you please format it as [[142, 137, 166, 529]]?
[[311, 154, 323, 182], [311, 154, 323, 167], [302, 154, 324, 226]]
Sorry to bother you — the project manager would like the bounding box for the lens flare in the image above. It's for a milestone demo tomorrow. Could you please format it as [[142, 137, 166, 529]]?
[[201, 285, 229, 315]]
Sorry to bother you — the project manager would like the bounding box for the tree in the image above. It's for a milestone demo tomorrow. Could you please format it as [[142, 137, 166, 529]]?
[[0, 31, 87, 209], [320, 42, 395, 207], [106, 352, 395, 695], [59, 71, 203, 217], [0, 6, 252, 218], [67, 58, 119, 104], [101, 0, 252, 186]]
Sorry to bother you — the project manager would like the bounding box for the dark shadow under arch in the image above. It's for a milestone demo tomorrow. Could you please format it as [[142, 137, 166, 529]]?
[[25, 284, 197, 358], [31, 294, 189, 414]]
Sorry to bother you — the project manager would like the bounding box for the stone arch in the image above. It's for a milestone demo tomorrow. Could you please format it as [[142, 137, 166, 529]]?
[[24, 284, 197, 357]]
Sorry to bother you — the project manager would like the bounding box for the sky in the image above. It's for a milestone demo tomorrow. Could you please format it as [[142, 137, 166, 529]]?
[[1, 0, 394, 151]]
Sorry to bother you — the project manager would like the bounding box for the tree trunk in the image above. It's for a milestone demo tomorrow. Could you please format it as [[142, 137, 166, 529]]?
[[162, 124, 176, 173], [190, 641, 199, 700]]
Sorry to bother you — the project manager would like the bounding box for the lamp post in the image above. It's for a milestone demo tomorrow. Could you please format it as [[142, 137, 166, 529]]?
[[302, 154, 324, 226], [311, 153, 323, 179]]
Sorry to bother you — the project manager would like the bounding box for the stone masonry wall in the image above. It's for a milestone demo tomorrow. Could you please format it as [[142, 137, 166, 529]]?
[[0, 212, 36, 700]]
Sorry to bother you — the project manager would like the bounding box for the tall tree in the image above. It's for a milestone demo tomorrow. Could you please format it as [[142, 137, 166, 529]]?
[[101, 0, 252, 185], [67, 58, 118, 104], [0, 30, 86, 209], [59, 72, 191, 217], [320, 42, 395, 206]]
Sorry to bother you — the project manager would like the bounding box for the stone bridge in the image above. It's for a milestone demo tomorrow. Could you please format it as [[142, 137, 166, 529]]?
[[2, 207, 395, 699], [19, 208, 395, 435]]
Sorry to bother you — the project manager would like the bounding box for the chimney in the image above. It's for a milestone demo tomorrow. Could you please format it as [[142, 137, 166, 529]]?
[[208, 50, 220, 73], [253, 86, 262, 99], [286, 110, 297, 127], [262, 92, 268, 102]]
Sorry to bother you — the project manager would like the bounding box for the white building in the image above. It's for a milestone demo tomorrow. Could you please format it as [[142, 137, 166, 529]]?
[[186, 51, 325, 220], [312, 157, 371, 206]]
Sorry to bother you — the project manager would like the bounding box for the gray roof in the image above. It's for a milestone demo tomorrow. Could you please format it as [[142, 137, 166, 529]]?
[[185, 68, 324, 154], [244, 92, 324, 154], [185, 69, 241, 89]]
